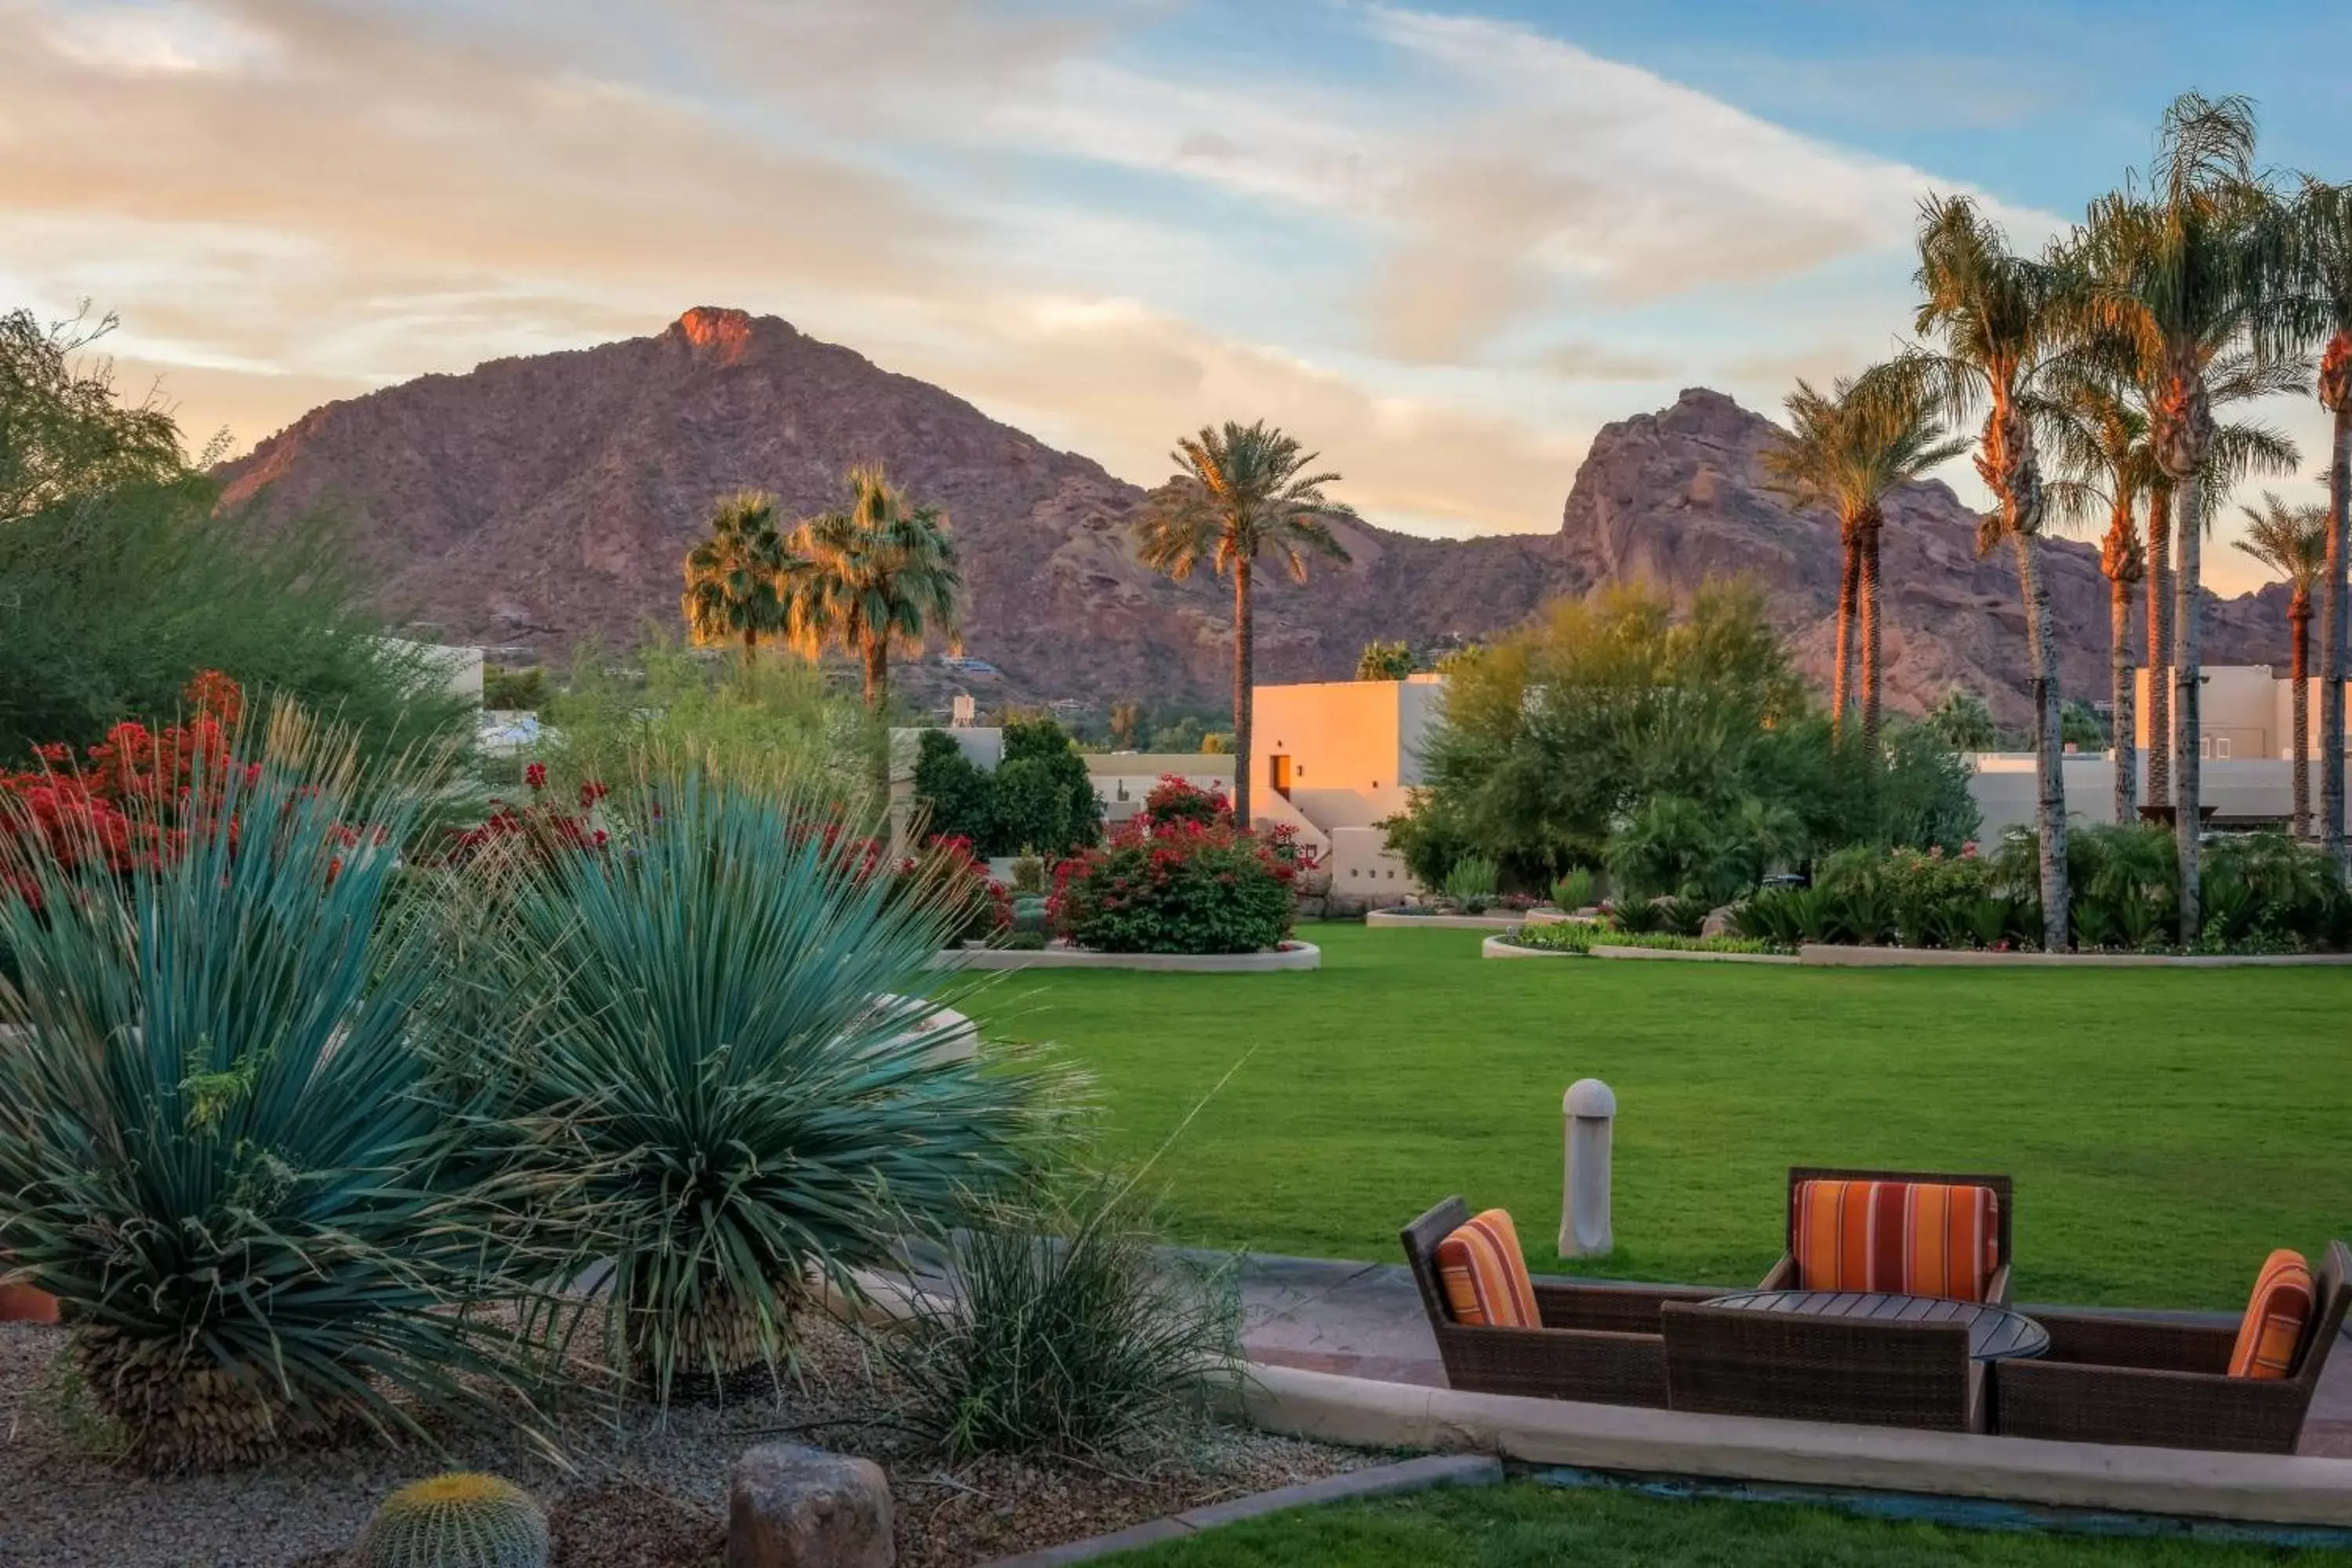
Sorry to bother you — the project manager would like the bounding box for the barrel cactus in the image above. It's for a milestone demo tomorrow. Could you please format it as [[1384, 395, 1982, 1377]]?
[[356, 1474, 550, 1568]]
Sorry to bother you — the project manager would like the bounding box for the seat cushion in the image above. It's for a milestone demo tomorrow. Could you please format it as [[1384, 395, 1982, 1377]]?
[[1792, 1179, 2001, 1302], [1435, 1208, 1540, 1329], [2229, 1249, 2315, 1380]]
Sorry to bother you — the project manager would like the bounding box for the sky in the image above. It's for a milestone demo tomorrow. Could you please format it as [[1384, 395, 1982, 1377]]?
[[4, 0, 2346, 594]]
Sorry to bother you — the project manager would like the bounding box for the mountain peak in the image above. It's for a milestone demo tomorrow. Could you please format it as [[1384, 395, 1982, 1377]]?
[[669, 306, 761, 361]]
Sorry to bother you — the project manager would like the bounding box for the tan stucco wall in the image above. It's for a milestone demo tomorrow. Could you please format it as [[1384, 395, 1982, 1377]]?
[[2133, 666, 2279, 760], [1254, 679, 1432, 832]]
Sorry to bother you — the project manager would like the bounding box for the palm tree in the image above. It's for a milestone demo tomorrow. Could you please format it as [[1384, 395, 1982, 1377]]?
[[2292, 180, 2352, 873], [789, 466, 962, 713], [1135, 421, 1356, 829], [682, 491, 798, 671], [2043, 375, 2153, 825], [1896, 194, 2074, 949], [2235, 492, 2329, 835], [2069, 93, 2300, 942], [1763, 372, 1966, 754]]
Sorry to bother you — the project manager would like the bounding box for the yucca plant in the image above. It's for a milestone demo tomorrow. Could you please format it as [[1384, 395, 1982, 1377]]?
[[1440, 853, 1499, 912], [0, 709, 549, 1470], [475, 772, 1056, 1404], [868, 1174, 1241, 1461]]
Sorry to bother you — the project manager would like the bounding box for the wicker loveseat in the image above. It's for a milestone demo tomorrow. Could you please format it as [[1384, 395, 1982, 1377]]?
[[1993, 1240, 2350, 1454], [1402, 1196, 1719, 1406]]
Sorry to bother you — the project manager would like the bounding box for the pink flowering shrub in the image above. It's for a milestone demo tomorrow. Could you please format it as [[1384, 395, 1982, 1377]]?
[[1049, 818, 1294, 954], [1139, 775, 1229, 829]]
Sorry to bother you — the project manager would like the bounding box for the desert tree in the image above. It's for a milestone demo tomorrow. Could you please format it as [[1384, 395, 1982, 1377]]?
[[682, 491, 798, 671], [2235, 492, 2330, 835], [789, 466, 962, 714]]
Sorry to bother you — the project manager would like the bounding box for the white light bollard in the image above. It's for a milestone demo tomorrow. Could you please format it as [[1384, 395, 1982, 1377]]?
[[1559, 1078, 1616, 1258]]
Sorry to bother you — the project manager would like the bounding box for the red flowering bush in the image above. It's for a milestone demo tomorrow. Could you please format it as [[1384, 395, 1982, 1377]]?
[[445, 763, 608, 866], [1050, 818, 1294, 955], [0, 670, 249, 897], [896, 833, 1012, 945], [1140, 775, 1229, 829]]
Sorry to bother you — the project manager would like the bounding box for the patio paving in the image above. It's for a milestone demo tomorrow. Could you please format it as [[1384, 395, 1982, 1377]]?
[[1221, 1252, 2352, 1460]]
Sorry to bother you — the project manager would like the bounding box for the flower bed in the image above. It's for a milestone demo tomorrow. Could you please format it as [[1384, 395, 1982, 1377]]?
[[1050, 811, 1295, 956], [1496, 921, 1791, 958]]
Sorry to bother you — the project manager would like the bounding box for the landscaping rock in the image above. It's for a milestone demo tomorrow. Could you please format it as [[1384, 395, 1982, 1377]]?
[[728, 1443, 894, 1568], [1700, 904, 1737, 938]]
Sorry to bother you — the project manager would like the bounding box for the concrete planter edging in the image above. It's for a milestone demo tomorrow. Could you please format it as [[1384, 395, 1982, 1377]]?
[[1478, 936, 1797, 965], [1797, 945, 2352, 969], [1369, 909, 1577, 931], [1224, 1362, 2352, 1530], [931, 942, 1320, 973], [974, 1454, 1503, 1566]]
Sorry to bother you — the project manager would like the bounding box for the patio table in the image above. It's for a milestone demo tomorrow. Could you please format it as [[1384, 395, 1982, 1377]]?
[[1703, 1289, 2049, 1362]]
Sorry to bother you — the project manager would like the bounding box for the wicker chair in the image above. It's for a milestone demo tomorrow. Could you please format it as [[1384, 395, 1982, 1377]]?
[[1401, 1197, 1720, 1406], [1660, 1299, 1984, 1431], [1993, 1241, 2351, 1454], [1756, 1165, 2016, 1305]]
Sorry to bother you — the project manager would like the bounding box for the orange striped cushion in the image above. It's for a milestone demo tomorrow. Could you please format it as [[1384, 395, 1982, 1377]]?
[[1435, 1209, 1540, 1329], [1791, 1180, 2001, 1303], [2228, 1250, 2314, 1380]]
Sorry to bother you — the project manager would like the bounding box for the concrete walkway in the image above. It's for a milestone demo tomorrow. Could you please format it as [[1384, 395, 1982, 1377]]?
[[1224, 1253, 2352, 1460]]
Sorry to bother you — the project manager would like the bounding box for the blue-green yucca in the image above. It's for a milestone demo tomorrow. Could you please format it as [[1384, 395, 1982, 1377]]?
[[0, 709, 547, 1469], [480, 773, 1054, 1402]]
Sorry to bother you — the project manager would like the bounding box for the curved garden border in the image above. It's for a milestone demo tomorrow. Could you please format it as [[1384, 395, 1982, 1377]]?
[[1796, 945, 2352, 969], [1480, 936, 1797, 966], [1369, 908, 1580, 932], [1223, 1362, 2352, 1530], [933, 941, 1322, 973]]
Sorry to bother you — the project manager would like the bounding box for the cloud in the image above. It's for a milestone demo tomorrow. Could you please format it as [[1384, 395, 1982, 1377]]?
[[1534, 341, 1676, 383]]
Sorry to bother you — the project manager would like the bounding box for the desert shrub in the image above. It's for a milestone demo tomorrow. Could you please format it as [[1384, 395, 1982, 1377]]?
[[1010, 850, 1047, 895], [0, 480, 472, 767], [1051, 820, 1294, 955], [481, 665, 550, 711], [474, 773, 1051, 1402], [1551, 866, 1596, 911], [1377, 789, 1476, 889], [0, 711, 550, 1468], [1441, 852, 1500, 911], [868, 1176, 1241, 1460], [545, 638, 876, 813], [897, 834, 1011, 945]]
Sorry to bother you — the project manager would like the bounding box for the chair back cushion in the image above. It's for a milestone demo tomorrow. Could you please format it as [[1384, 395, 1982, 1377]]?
[[1435, 1208, 1540, 1329], [2229, 1249, 2315, 1380], [1792, 1179, 2001, 1302]]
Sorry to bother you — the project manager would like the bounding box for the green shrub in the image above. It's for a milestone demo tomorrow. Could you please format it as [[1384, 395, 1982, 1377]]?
[[1604, 898, 1668, 936], [475, 773, 1052, 1402], [1551, 866, 1595, 911], [481, 666, 549, 711], [1011, 850, 1047, 895], [868, 1176, 1241, 1460], [1051, 821, 1294, 955], [912, 720, 1102, 857], [356, 1474, 549, 1568], [1441, 853, 1500, 912], [0, 713, 548, 1468], [1509, 922, 1787, 957], [1656, 895, 1714, 938]]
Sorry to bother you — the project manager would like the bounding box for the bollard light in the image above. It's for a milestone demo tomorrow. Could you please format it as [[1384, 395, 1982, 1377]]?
[[1560, 1077, 1616, 1258]]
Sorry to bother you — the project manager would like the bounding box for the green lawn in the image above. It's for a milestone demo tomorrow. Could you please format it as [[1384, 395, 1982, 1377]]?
[[1115, 1481, 2337, 1566], [956, 924, 2352, 1308]]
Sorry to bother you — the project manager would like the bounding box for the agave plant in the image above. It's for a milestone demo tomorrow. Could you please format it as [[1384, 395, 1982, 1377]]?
[[476, 773, 1055, 1403], [0, 710, 547, 1469]]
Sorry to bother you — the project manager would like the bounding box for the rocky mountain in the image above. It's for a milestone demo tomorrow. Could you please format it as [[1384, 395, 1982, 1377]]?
[[214, 309, 2292, 724]]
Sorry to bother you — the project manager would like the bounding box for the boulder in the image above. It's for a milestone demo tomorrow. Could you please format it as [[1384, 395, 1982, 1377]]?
[[728, 1444, 893, 1568], [1700, 905, 1737, 938]]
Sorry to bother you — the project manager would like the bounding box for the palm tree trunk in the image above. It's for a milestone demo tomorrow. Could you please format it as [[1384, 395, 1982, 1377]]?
[[2144, 483, 2172, 810], [862, 639, 889, 712], [1831, 533, 1858, 738], [2174, 475, 2202, 943], [2111, 572, 2135, 828], [1231, 561, 1254, 830], [2292, 600, 2311, 838], [742, 625, 757, 676], [2324, 383, 2350, 875], [2013, 530, 2070, 949], [1858, 520, 1882, 759]]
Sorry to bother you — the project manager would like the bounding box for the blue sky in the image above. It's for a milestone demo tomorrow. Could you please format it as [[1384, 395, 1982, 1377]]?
[[2, 0, 2343, 592]]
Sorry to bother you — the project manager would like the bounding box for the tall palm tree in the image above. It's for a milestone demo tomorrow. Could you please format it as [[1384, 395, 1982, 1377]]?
[[1763, 372, 1966, 755], [682, 491, 798, 671], [1896, 194, 2074, 949], [2235, 492, 2330, 836], [1135, 421, 1356, 829], [789, 466, 962, 713], [2042, 376, 2154, 823], [2292, 180, 2352, 873], [2070, 93, 2300, 942]]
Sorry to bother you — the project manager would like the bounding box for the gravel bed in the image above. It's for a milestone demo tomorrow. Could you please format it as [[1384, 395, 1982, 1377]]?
[[0, 1318, 1374, 1567]]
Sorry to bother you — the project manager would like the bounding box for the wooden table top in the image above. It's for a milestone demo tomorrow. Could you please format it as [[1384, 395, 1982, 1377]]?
[[1704, 1289, 2051, 1361]]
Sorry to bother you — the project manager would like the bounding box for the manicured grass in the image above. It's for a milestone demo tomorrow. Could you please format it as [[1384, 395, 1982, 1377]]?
[[1114, 1481, 2338, 1566], [956, 924, 2352, 1308]]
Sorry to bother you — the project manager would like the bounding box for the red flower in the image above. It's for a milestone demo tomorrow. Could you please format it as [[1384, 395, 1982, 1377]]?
[[524, 761, 548, 790]]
